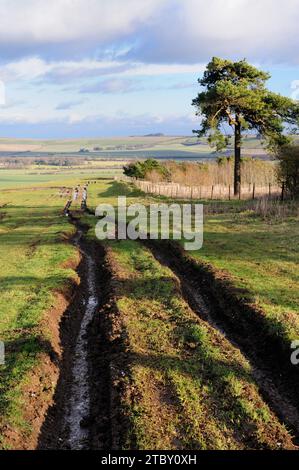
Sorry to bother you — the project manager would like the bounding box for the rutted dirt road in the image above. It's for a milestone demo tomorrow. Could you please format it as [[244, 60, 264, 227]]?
[[143, 239, 299, 445], [64, 226, 99, 449], [38, 217, 115, 449], [36, 210, 299, 449]]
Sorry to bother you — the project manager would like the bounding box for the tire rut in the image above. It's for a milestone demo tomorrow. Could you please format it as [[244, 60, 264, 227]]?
[[143, 239, 299, 446], [37, 216, 114, 449]]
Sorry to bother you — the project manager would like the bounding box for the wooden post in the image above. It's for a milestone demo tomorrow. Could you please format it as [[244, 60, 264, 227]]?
[[228, 184, 231, 201], [211, 185, 214, 200], [252, 183, 255, 200], [269, 183, 271, 197], [239, 185, 241, 200]]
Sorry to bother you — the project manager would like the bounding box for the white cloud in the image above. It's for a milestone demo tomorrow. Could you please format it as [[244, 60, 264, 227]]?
[[1, 57, 50, 80], [129, 0, 299, 63], [0, 0, 164, 44], [0, 0, 298, 138], [0, 56, 206, 83], [125, 63, 206, 76], [0, 57, 115, 81], [0, 107, 195, 127], [0, 0, 297, 64], [0, 79, 5, 105]]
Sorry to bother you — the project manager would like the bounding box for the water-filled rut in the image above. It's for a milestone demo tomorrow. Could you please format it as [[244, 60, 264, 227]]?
[[65, 228, 98, 449], [38, 219, 113, 450]]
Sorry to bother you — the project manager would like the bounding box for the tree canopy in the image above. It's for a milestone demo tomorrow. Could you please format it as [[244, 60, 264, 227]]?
[[192, 57, 299, 194], [123, 158, 169, 179]]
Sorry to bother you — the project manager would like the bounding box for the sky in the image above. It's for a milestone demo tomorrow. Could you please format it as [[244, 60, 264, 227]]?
[[0, 0, 298, 138]]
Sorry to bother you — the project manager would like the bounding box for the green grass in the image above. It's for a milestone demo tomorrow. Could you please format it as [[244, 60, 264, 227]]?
[[190, 209, 299, 344], [1, 173, 298, 449], [0, 167, 123, 189], [0, 185, 79, 447], [99, 238, 293, 449], [87, 180, 299, 348]]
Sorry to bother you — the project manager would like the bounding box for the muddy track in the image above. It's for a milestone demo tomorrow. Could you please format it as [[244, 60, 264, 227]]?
[[143, 239, 299, 445], [37, 216, 125, 450]]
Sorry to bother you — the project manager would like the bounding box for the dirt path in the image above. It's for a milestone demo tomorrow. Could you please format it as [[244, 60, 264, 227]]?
[[143, 239, 299, 446], [38, 217, 113, 449], [37, 207, 299, 449], [64, 227, 98, 448]]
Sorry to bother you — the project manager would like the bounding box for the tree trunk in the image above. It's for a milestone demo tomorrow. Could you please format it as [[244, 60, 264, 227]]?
[[234, 119, 241, 196]]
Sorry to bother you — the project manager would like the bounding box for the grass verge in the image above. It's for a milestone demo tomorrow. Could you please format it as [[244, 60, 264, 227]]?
[[0, 187, 79, 448]]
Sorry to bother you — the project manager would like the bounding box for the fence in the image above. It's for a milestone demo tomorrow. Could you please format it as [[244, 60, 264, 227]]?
[[116, 176, 282, 201]]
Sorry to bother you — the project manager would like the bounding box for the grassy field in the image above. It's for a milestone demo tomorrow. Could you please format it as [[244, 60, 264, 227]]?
[[0, 135, 273, 159], [0, 170, 125, 447], [0, 135, 221, 153], [0, 184, 81, 447], [86, 179, 299, 351], [81, 179, 299, 448], [0, 167, 123, 190], [0, 172, 298, 449], [84, 179, 299, 334], [191, 211, 299, 344]]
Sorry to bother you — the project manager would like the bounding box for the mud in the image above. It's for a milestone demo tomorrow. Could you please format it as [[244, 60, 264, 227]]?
[[37, 218, 113, 449], [144, 239, 299, 445], [33, 212, 299, 449]]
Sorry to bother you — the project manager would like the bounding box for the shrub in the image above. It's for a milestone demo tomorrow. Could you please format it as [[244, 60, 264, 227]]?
[[123, 159, 169, 180], [276, 145, 299, 199]]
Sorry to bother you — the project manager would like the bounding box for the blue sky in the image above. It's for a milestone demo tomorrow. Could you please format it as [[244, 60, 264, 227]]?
[[0, 0, 298, 138]]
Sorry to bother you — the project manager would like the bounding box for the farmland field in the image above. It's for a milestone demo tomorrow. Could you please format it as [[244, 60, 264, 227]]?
[[0, 135, 276, 161], [0, 170, 298, 450], [0, 167, 124, 190]]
